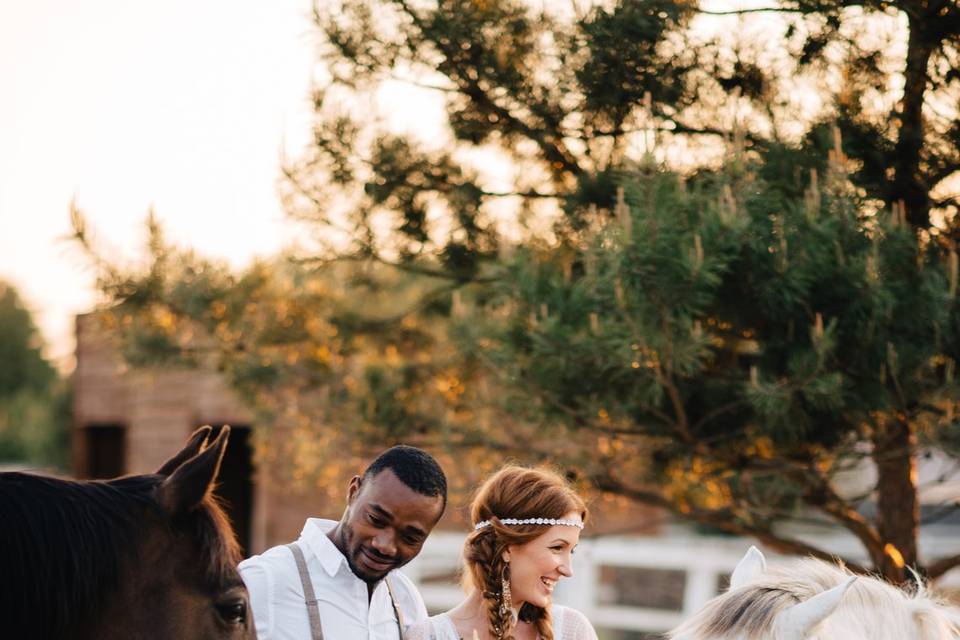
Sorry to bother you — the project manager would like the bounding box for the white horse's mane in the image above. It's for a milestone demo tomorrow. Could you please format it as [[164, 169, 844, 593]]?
[[669, 554, 960, 640]]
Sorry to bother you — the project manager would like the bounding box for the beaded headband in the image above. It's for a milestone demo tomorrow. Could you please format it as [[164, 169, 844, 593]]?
[[474, 517, 584, 531]]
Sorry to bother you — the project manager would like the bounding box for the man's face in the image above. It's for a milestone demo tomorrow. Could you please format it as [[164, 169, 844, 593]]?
[[336, 468, 444, 584]]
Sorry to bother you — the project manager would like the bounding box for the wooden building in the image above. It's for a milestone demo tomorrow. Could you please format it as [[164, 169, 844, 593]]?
[[72, 313, 315, 555]]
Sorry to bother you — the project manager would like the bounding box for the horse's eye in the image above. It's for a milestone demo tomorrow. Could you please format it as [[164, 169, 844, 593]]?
[[215, 600, 247, 625]]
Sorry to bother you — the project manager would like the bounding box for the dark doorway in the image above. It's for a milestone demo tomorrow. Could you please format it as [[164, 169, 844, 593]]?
[[83, 424, 126, 479], [208, 425, 254, 556]]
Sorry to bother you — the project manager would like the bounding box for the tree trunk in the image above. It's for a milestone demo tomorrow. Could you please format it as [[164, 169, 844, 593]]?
[[872, 418, 919, 583], [892, 8, 935, 228]]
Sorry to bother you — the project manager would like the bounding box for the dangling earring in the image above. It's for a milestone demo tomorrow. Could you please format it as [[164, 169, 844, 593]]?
[[499, 562, 513, 625]]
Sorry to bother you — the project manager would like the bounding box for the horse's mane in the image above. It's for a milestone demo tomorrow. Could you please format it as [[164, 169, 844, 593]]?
[[0, 471, 240, 639], [669, 557, 960, 640]]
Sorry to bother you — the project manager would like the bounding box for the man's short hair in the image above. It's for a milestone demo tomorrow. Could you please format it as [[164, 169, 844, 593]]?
[[364, 445, 447, 511]]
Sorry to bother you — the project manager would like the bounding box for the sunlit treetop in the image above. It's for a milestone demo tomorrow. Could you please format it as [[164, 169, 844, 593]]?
[[290, 0, 959, 277]]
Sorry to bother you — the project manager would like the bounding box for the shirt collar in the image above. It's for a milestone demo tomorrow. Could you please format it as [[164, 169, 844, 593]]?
[[299, 518, 350, 578]]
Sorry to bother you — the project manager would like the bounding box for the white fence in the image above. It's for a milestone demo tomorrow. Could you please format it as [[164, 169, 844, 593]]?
[[404, 529, 960, 638]]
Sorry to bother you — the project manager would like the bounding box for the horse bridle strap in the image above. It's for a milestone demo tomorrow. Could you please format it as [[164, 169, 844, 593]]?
[[286, 542, 406, 640]]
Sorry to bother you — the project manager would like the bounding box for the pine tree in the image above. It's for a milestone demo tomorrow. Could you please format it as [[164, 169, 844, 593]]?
[[458, 141, 960, 582]]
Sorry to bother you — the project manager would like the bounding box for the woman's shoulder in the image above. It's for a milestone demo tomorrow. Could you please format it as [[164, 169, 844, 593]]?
[[550, 604, 598, 640], [406, 612, 458, 640]]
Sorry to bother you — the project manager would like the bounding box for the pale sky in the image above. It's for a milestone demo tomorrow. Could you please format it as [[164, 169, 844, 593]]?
[[0, 1, 912, 374], [0, 1, 319, 370]]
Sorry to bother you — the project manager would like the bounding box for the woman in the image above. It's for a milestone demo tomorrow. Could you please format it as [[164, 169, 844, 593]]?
[[407, 465, 598, 640]]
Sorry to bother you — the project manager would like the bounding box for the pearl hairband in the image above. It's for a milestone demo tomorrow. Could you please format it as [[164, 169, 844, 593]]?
[[474, 517, 584, 530]]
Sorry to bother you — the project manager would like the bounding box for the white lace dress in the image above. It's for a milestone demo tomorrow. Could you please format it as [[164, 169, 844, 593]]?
[[406, 604, 598, 640]]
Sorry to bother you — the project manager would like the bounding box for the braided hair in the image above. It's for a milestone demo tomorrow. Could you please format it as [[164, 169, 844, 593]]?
[[462, 466, 587, 640]]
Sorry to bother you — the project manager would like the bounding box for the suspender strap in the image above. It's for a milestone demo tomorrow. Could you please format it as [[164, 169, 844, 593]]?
[[286, 542, 324, 640], [286, 541, 407, 639], [385, 576, 406, 637]]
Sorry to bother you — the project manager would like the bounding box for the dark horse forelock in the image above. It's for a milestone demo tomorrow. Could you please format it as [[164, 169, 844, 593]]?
[[0, 472, 239, 639]]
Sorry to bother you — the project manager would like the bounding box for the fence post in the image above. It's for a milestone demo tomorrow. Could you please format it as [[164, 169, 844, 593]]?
[[682, 563, 717, 618]]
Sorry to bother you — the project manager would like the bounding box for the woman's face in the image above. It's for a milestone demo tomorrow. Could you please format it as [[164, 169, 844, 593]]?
[[504, 511, 582, 610]]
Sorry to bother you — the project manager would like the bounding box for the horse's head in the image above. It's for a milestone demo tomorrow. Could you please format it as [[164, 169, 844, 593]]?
[[669, 546, 960, 640], [1, 427, 255, 640], [88, 426, 256, 640]]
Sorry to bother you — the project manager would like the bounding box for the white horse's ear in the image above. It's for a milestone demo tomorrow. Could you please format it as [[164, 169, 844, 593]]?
[[730, 546, 767, 590], [774, 576, 856, 640]]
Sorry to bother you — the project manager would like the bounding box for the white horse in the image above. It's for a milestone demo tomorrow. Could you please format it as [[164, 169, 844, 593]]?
[[669, 547, 960, 640]]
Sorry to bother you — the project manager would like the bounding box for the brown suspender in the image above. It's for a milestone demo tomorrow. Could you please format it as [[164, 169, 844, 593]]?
[[286, 542, 406, 640], [384, 577, 406, 632], [287, 543, 325, 639]]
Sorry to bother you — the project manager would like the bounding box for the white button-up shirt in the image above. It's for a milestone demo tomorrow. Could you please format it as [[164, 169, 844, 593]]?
[[239, 518, 428, 640]]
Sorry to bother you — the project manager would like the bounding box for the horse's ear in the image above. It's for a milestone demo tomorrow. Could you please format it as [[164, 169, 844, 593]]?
[[774, 576, 856, 640], [730, 546, 766, 590], [156, 426, 213, 476], [158, 426, 229, 516]]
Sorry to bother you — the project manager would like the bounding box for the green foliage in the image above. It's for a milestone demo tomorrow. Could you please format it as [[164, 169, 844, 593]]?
[[74, 212, 487, 475], [577, 0, 694, 125], [0, 284, 56, 396], [0, 283, 70, 468], [463, 152, 959, 563]]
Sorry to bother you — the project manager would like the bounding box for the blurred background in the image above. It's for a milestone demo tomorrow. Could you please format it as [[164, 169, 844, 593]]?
[[2, 0, 959, 636]]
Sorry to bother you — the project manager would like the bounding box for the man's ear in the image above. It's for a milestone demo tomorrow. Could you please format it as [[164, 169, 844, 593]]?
[[347, 475, 363, 504]]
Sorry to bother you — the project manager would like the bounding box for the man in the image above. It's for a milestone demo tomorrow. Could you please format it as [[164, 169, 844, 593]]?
[[240, 445, 447, 639]]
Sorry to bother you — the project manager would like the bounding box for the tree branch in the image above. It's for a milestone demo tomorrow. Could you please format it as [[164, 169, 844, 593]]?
[[294, 250, 501, 284], [480, 188, 559, 200], [932, 195, 960, 210], [591, 471, 871, 574], [696, 7, 806, 15], [802, 466, 886, 565], [332, 281, 463, 332], [926, 552, 960, 580], [280, 166, 361, 238], [390, 0, 583, 179], [390, 74, 459, 93], [668, 119, 770, 150], [929, 165, 960, 187], [693, 400, 748, 431]]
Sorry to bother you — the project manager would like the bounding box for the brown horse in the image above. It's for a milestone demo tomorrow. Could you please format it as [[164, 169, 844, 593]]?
[[0, 426, 256, 640]]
